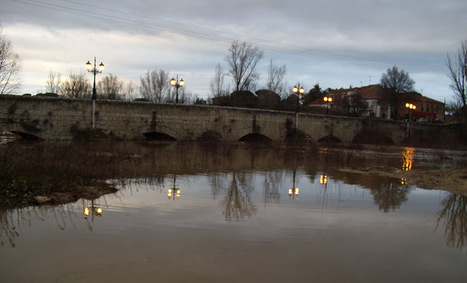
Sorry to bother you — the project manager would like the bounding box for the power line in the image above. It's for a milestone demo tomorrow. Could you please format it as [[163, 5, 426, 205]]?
[[12, 0, 360, 63]]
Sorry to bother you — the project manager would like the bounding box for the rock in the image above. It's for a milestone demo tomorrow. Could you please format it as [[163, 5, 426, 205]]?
[[35, 196, 51, 204]]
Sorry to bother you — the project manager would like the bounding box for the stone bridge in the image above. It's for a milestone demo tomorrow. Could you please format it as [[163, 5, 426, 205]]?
[[0, 95, 458, 145]]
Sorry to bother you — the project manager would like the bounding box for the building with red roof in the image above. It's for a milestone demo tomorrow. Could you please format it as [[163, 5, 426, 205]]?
[[310, 84, 445, 122]]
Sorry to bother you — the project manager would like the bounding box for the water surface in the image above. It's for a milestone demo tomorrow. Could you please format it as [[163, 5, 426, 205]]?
[[1, 143, 466, 282]]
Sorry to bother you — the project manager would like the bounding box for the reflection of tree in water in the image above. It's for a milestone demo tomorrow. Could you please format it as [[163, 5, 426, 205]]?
[[262, 171, 283, 204], [436, 193, 467, 249], [222, 173, 257, 221], [0, 209, 20, 247], [0, 204, 76, 247], [209, 172, 229, 200], [371, 183, 410, 213]]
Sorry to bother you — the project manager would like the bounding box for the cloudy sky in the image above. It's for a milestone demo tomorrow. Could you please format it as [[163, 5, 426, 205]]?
[[2, 0, 466, 102]]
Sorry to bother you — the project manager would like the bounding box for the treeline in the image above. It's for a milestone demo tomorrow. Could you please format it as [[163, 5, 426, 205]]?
[[33, 70, 201, 104]]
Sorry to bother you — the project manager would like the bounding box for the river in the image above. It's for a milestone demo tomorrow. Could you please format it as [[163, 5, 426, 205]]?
[[0, 142, 466, 282]]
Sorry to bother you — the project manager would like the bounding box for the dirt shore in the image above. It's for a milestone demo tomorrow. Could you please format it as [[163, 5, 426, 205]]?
[[339, 167, 467, 195]]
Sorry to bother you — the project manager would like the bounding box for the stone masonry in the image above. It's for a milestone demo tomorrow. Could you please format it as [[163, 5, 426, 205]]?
[[0, 95, 459, 144]]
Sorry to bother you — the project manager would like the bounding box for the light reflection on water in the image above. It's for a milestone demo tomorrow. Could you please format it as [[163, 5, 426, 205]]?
[[1, 144, 467, 282]]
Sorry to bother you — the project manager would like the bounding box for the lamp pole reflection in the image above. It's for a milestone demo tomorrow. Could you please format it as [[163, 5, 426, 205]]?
[[288, 151, 299, 199], [401, 147, 415, 186], [320, 148, 329, 189], [83, 199, 102, 221], [168, 174, 181, 199]]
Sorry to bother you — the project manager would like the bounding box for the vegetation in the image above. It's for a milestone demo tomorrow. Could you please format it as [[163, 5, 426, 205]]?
[[447, 40, 467, 122], [380, 66, 415, 119], [140, 69, 170, 102], [225, 40, 264, 92], [0, 25, 22, 94]]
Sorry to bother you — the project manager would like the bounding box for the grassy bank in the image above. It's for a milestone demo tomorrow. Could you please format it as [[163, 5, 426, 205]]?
[[0, 142, 126, 209]]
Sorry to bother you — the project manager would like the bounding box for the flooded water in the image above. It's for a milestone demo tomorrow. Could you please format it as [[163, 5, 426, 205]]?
[[1, 143, 467, 282]]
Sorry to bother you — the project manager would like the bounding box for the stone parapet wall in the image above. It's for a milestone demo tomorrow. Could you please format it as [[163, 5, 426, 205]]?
[[0, 95, 461, 146]]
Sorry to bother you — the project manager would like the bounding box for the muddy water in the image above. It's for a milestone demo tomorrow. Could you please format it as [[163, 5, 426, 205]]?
[[0, 143, 466, 282]]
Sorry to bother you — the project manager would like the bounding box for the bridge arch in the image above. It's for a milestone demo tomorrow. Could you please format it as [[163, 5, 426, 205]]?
[[317, 135, 341, 143], [10, 131, 43, 141], [142, 132, 176, 141], [238, 133, 272, 143]]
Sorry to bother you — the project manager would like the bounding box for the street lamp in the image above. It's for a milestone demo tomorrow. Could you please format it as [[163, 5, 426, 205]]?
[[292, 85, 305, 129], [405, 103, 416, 121], [86, 57, 104, 128], [405, 103, 416, 138], [170, 75, 184, 104], [323, 96, 333, 115]]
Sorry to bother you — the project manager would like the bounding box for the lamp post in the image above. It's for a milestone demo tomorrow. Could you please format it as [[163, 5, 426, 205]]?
[[323, 96, 333, 115], [170, 75, 184, 104], [86, 57, 104, 128], [405, 103, 416, 121], [405, 103, 416, 138], [292, 85, 305, 129]]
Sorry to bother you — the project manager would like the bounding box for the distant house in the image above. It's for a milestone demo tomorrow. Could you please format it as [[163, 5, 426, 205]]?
[[309, 84, 445, 122]]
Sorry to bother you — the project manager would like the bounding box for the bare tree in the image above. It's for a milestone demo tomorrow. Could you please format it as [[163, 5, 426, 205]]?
[[45, 71, 62, 94], [60, 72, 90, 98], [446, 40, 467, 120], [0, 26, 22, 94], [380, 66, 415, 118], [210, 63, 228, 97], [140, 69, 170, 102], [97, 73, 124, 100], [225, 40, 264, 92], [266, 58, 287, 96], [124, 81, 136, 101]]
